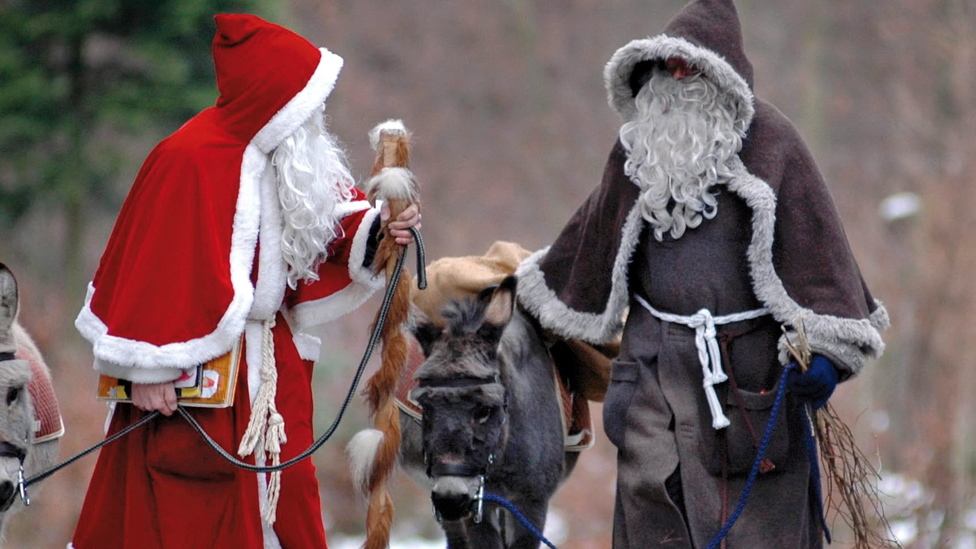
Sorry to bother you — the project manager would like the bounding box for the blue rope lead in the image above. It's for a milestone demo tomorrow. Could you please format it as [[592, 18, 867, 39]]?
[[483, 493, 559, 549], [705, 364, 795, 549]]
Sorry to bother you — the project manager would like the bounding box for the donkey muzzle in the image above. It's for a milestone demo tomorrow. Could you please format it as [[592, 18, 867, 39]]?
[[0, 479, 16, 512], [430, 475, 485, 523]]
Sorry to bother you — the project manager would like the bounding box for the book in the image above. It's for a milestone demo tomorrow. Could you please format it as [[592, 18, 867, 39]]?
[[173, 365, 204, 398], [96, 337, 242, 408]]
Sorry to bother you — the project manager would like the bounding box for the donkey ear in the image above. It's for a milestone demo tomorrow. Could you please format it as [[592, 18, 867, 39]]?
[[411, 313, 443, 358], [0, 263, 18, 340], [483, 276, 516, 329], [476, 284, 500, 304]]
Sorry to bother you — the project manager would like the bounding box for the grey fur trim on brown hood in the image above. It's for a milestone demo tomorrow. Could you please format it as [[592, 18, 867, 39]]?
[[605, 0, 755, 129], [604, 35, 754, 135]]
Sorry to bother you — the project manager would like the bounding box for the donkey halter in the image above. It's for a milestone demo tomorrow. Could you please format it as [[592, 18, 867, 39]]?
[[0, 351, 30, 507], [417, 373, 507, 524]]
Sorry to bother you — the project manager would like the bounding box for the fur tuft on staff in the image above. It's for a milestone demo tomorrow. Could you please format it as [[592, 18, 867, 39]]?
[[355, 119, 420, 549], [783, 322, 902, 549]]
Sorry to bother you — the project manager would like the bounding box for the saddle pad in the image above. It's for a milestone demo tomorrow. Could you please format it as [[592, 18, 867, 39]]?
[[554, 369, 595, 452], [393, 336, 426, 422], [17, 347, 65, 443]]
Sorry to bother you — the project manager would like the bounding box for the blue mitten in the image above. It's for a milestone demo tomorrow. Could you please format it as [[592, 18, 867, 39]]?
[[786, 355, 839, 410]]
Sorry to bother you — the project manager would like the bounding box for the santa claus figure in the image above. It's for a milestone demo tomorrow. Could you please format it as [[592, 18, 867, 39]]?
[[516, 0, 887, 547], [71, 14, 419, 549]]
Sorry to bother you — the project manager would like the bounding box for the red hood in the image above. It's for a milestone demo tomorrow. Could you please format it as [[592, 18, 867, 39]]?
[[76, 15, 349, 374]]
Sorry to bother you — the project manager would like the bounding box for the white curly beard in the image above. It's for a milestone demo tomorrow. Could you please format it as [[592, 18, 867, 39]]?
[[619, 68, 742, 241], [272, 111, 355, 289]]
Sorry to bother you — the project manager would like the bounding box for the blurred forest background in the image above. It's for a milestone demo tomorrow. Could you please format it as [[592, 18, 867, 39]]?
[[1, 0, 974, 548]]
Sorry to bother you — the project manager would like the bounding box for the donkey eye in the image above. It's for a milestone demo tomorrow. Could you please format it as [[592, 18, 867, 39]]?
[[474, 406, 493, 424], [6, 387, 20, 405]]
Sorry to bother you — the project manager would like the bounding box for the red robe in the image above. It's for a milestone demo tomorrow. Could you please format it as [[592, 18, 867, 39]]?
[[71, 14, 380, 549]]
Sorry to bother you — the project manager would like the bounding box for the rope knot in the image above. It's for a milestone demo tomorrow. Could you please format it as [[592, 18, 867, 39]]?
[[702, 372, 727, 386], [265, 412, 287, 450]]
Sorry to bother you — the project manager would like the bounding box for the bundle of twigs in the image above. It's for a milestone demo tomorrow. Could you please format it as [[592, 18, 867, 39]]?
[[783, 322, 902, 549]]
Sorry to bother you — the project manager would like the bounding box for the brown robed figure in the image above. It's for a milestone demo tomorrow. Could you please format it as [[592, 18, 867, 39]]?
[[515, 0, 888, 547]]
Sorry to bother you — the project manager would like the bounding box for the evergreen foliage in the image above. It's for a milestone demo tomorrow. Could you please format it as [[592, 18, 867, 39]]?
[[0, 0, 279, 224]]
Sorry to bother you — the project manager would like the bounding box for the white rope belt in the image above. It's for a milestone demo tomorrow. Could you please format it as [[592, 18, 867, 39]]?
[[634, 295, 770, 430]]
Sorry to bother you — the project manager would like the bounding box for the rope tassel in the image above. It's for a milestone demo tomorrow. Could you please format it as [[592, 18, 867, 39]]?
[[238, 317, 287, 525], [697, 310, 731, 429]]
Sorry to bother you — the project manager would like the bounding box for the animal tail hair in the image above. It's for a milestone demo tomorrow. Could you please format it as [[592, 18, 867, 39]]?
[[368, 119, 409, 151], [347, 428, 385, 495], [363, 166, 421, 204]]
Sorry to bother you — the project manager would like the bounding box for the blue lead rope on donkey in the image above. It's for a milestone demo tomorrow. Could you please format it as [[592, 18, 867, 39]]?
[[483, 493, 560, 549], [706, 363, 831, 549]]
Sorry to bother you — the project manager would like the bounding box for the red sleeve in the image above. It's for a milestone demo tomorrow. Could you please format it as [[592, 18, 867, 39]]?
[[285, 196, 385, 329]]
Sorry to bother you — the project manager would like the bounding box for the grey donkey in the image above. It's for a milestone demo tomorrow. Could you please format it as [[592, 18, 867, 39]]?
[[351, 276, 579, 548], [0, 263, 60, 541]]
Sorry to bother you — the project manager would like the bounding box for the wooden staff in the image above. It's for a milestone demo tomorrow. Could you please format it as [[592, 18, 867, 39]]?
[[359, 119, 421, 549]]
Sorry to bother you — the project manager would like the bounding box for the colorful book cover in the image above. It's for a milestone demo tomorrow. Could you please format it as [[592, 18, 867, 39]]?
[[96, 338, 242, 408]]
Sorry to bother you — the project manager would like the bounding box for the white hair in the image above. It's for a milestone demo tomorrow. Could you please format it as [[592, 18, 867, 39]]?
[[619, 68, 742, 241], [272, 109, 355, 289]]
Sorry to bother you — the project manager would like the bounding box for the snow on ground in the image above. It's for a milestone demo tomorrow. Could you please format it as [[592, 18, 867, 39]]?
[[332, 537, 443, 549], [331, 508, 568, 549]]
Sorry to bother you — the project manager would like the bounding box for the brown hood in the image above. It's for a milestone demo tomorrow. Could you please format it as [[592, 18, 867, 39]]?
[[662, 0, 754, 88], [604, 0, 755, 135]]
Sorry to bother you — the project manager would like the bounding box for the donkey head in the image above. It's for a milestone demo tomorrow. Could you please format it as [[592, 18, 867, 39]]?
[[0, 264, 32, 512], [409, 276, 517, 522]]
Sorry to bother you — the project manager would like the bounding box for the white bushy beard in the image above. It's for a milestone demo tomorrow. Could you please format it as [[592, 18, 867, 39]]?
[[619, 69, 742, 241], [272, 111, 355, 289]]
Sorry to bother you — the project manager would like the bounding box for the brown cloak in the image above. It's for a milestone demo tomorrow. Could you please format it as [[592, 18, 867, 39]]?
[[514, 1, 888, 547]]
